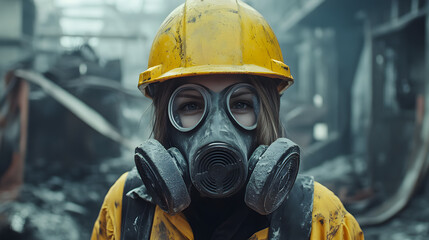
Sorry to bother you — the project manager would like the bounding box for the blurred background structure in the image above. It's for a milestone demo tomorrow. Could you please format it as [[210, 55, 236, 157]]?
[[1, 0, 428, 239]]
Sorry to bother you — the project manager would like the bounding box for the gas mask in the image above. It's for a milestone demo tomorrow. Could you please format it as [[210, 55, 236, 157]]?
[[135, 82, 300, 215]]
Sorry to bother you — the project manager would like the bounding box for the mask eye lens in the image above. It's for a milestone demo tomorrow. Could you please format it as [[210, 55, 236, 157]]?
[[170, 86, 207, 131], [228, 85, 259, 129]]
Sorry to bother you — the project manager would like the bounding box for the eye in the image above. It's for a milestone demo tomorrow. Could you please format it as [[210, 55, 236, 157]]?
[[230, 101, 253, 112], [178, 101, 204, 115], [226, 84, 259, 129], [170, 86, 207, 130]]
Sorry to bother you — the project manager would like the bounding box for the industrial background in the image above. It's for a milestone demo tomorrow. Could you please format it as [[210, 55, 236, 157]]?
[[1, 0, 429, 239]]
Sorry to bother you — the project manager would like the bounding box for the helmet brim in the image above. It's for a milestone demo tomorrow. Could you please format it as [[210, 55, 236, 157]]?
[[139, 64, 293, 98]]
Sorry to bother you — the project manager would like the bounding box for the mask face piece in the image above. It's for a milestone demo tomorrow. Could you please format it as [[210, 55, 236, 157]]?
[[134, 82, 300, 215], [168, 83, 260, 198]]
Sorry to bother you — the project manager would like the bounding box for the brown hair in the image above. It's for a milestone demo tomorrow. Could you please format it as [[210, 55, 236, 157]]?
[[151, 75, 283, 147], [249, 76, 283, 145]]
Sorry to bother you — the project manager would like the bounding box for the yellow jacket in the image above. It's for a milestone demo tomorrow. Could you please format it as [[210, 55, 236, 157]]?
[[92, 172, 363, 240]]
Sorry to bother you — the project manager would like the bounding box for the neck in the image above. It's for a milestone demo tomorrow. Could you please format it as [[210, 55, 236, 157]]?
[[183, 187, 245, 237]]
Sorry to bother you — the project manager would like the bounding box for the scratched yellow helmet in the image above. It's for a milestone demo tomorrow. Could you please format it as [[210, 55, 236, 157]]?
[[138, 0, 293, 97]]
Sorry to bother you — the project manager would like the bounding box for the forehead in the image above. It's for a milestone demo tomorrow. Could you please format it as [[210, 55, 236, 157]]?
[[184, 74, 246, 92]]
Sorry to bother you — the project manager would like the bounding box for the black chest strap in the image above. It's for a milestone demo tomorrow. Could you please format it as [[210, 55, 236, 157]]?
[[268, 175, 314, 240], [120, 168, 155, 240]]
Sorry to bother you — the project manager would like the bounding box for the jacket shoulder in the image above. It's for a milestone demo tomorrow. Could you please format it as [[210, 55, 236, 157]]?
[[310, 182, 364, 240], [91, 172, 129, 240]]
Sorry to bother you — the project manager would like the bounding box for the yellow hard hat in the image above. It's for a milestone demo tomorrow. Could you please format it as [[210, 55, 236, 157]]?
[[138, 0, 293, 97]]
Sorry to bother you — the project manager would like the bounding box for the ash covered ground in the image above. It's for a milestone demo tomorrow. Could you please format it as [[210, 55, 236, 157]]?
[[362, 182, 429, 240], [0, 156, 133, 240]]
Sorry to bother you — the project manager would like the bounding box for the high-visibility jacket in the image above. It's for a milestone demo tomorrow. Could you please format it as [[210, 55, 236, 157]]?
[[92, 168, 363, 240]]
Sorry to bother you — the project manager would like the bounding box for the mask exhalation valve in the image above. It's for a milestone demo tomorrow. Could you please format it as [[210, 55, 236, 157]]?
[[192, 142, 248, 198]]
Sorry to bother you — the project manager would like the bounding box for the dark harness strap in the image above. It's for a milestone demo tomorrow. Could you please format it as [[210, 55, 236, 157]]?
[[120, 168, 155, 240], [268, 175, 314, 240]]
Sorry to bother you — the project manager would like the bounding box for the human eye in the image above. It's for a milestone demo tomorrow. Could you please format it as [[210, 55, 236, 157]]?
[[179, 101, 203, 114], [230, 100, 253, 113], [171, 87, 206, 129], [227, 85, 258, 128], [230, 90, 256, 114]]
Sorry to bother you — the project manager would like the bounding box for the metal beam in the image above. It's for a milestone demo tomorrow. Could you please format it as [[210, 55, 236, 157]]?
[[278, 0, 325, 33], [35, 33, 147, 41], [372, 1, 426, 37]]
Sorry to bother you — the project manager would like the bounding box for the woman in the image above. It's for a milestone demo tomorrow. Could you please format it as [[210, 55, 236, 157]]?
[[92, 0, 364, 239]]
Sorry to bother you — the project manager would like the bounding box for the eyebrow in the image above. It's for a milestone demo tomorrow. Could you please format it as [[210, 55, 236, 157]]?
[[177, 93, 204, 100], [231, 91, 254, 98]]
